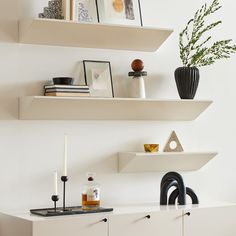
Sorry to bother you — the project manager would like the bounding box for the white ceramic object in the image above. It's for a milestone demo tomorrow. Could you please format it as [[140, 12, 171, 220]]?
[[130, 76, 146, 98]]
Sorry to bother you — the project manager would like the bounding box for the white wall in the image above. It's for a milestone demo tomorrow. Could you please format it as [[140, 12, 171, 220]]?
[[0, 0, 236, 211]]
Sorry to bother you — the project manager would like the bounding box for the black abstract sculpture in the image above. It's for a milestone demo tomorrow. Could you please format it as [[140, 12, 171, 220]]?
[[160, 171, 199, 205]]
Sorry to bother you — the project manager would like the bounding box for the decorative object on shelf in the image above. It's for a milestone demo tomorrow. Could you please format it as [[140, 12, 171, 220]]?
[[44, 84, 90, 97], [53, 77, 74, 85], [128, 59, 147, 98], [83, 60, 114, 98], [82, 173, 100, 210], [96, 0, 143, 26], [160, 172, 199, 205], [163, 131, 184, 152], [70, 0, 99, 22], [39, 0, 64, 19], [144, 144, 159, 153], [176, 0, 236, 99]]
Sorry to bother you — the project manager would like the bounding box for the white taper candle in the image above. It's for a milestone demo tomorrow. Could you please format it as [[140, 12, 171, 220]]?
[[64, 135, 68, 176], [54, 171, 58, 195]]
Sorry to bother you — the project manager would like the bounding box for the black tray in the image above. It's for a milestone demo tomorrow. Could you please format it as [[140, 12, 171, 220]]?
[[30, 206, 113, 217]]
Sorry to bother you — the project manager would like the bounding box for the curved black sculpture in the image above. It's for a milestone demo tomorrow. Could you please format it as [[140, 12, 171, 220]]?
[[168, 187, 199, 205], [160, 172, 199, 206], [160, 172, 186, 205], [160, 180, 178, 205]]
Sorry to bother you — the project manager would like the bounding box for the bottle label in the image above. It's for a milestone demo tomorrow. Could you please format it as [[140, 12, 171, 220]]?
[[87, 187, 100, 201]]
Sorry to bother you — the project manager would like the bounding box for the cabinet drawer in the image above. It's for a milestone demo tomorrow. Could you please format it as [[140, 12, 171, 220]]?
[[184, 206, 236, 236], [33, 214, 108, 236], [109, 210, 182, 236]]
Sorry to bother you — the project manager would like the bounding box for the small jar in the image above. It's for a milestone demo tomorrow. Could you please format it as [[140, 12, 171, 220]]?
[[82, 173, 100, 210]]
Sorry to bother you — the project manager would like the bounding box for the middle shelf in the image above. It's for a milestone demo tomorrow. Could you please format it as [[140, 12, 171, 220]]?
[[118, 152, 218, 173], [19, 96, 212, 120]]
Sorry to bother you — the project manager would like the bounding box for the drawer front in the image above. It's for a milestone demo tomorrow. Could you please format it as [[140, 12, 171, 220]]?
[[109, 210, 182, 236], [184, 206, 236, 236], [33, 214, 108, 236]]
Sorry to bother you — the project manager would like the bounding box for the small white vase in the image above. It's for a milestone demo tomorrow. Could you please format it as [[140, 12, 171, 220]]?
[[129, 76, 146, 99]]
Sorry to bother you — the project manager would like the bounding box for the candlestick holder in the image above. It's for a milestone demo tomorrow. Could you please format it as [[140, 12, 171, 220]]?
[[61, 176, 68, 211], [51, 195, 59, 212]]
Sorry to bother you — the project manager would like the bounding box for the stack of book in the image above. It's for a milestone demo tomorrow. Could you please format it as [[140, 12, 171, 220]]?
[[44, 84, 90, 97]]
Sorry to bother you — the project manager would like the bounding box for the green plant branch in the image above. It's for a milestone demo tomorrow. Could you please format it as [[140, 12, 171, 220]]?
[[179, 0, 236, 67]]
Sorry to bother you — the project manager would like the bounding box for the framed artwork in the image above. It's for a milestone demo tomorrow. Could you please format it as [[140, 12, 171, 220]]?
[[70, 0, 99, 23], [83, 60, 114, 98], [96, 0, 143, 26]]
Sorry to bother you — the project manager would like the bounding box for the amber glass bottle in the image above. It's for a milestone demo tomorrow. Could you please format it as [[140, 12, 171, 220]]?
[[82, 173, 100, 210]]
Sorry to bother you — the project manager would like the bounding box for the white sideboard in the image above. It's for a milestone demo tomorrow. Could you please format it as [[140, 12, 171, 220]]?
[[0, 203, 236, 236]]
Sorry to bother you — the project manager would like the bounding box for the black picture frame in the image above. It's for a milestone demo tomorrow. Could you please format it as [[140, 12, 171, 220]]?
[[83, 60, 114, 98]]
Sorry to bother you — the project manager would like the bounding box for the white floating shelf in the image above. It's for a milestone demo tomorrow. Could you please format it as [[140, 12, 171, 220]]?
[[19, 18, 173, 52], [118, 152, 218, 173], [19, 96, 212, 121]]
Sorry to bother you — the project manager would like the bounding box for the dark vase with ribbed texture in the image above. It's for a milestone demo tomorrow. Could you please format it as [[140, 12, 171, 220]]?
[[175, 67, 199, 99]]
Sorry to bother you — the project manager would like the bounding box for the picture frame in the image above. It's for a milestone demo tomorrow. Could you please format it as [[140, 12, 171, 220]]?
[[96, 0, 143, 26], [83, 60, 114, 98], [70, 0, 99, 23]]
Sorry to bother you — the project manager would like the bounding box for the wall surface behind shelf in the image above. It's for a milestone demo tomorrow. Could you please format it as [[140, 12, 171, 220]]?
[[0, 0, 235, 211]]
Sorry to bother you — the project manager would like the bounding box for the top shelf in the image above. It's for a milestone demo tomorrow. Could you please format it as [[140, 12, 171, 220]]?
[[19, 18, 173, 52]]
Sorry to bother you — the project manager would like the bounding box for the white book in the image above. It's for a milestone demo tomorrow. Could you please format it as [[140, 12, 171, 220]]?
[[62, 0, 70, 20]]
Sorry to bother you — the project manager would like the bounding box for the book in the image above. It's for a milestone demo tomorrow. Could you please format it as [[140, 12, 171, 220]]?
[[62, 0, 71, 20], [44, 85, 89, 89], [45, 88, 90, 93], [45, 92, 90, 97]]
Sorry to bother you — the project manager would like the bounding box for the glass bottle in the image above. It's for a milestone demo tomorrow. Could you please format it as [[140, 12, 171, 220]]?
[[82, 173, 100, 210]]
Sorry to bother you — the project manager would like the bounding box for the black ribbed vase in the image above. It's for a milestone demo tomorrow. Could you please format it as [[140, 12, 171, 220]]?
[[175, 67, 199, 99]]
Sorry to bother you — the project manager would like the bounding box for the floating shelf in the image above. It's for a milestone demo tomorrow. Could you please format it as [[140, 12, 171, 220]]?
[[19, 96, 212, 120], [19, 18, 173, 52], [118, 152, 218, 173]]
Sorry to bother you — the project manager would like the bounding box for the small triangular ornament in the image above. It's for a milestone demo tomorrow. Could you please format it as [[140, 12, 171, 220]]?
[[163, 131, 184, 152]]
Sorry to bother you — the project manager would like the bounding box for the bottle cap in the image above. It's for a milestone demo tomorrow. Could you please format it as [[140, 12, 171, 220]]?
[[87, 172, 96, 181]]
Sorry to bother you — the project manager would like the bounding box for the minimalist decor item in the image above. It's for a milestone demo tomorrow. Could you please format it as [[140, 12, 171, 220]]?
[[30, 135, 113, 217], [39, 0, 64, 19], [50, 171, 59, 212], [70, 0, 99, 22], [30, 206, 113, 217], [44, 84, 90, 97], [160, 172, 199, 205], [144, 144, 159, 153], [83, 60, 114, 98], [53, 77, 74, 85], [128, 59, 147, 98], [97, 0, 143, 26], [163, 131, 184, 152], [176, 0, 236, 99], [82, 173, 100, 210]]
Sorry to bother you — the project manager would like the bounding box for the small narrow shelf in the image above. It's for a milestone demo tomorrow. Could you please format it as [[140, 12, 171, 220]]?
[[19, 96, 212, 120], [19, 18, 173, 52], [118, 152, 218, 173]]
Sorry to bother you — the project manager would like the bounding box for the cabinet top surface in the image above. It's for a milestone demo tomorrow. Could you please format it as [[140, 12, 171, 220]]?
[[1, 202, 235, 222]]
